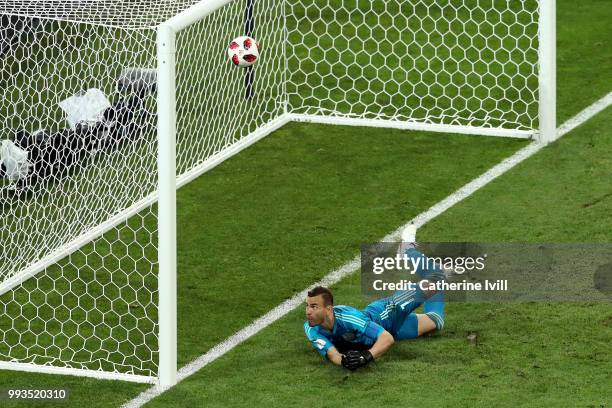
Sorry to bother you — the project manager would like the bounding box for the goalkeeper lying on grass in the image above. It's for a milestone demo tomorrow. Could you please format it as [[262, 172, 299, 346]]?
[[304, 225, 446, 370]]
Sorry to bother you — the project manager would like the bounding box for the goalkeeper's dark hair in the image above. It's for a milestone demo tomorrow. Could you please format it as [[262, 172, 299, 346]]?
[[307, 286, 333, 306]]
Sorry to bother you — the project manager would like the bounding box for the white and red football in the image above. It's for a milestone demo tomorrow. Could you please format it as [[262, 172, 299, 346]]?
[[227, 36, 260, 68]]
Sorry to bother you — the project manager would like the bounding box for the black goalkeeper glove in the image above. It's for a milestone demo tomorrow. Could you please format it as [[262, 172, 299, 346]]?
[[341, 350, 374, 371]]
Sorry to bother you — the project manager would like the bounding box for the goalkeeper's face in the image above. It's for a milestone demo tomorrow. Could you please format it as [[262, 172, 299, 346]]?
[[305, 295, 331, 327]]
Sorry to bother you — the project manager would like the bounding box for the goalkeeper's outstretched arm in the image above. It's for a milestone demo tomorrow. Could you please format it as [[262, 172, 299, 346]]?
[[369, 329, 395, 359], [340, 329, 395, 370], [326, 347, 343, 366]]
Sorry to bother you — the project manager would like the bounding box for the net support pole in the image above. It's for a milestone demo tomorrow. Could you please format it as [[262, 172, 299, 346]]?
[[244, 0, 255, 100], [165, 0, 236, 32], [157, 23, 178, 389], [538, 0, 556, 144]]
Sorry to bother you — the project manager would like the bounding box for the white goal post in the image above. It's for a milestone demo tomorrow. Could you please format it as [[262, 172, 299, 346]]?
[[0, 0, 555, 387]]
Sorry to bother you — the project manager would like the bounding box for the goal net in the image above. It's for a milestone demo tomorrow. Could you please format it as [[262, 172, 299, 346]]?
[[0, 0, 553, 385], [287, 0, 542, 136]]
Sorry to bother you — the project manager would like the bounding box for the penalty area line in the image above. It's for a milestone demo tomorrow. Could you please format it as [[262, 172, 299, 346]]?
[[121, 91, 612, 408]]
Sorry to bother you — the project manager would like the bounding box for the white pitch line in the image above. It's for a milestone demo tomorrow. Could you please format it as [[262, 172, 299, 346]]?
[[556, 92, 612, 138], [412, 91, 612, 228], [121, 92, 612, 408]]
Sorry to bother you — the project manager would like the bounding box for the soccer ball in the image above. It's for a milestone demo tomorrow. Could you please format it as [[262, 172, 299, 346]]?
[[227, 36, 260, 68]]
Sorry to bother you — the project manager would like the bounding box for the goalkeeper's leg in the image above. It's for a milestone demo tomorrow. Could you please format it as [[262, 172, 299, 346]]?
[[386, 290, 445, 340], [398, 224, 447, 282], [391, 224, 446, 338], [365, 278, 441, 336]]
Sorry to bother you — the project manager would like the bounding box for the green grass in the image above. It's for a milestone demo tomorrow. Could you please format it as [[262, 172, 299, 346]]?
[[1, 121, 525, 370], [139, 107, 612, 408], [0, 125, 527, 407], [0, 0, 610, 406]]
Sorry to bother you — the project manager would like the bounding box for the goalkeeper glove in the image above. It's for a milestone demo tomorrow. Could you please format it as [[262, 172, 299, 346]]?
[[341, 350, 374, 371]]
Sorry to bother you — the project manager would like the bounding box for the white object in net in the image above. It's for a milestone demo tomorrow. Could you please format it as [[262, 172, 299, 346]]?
[[59, 88, 112, 129]]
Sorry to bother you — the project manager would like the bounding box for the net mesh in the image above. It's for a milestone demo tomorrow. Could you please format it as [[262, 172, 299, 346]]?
[[0, 0, 285, 380], [286, 0, 539, 130], [0, 17, 160, 377], [0, 1, 201, 29], [175, 0, 285, 176]]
